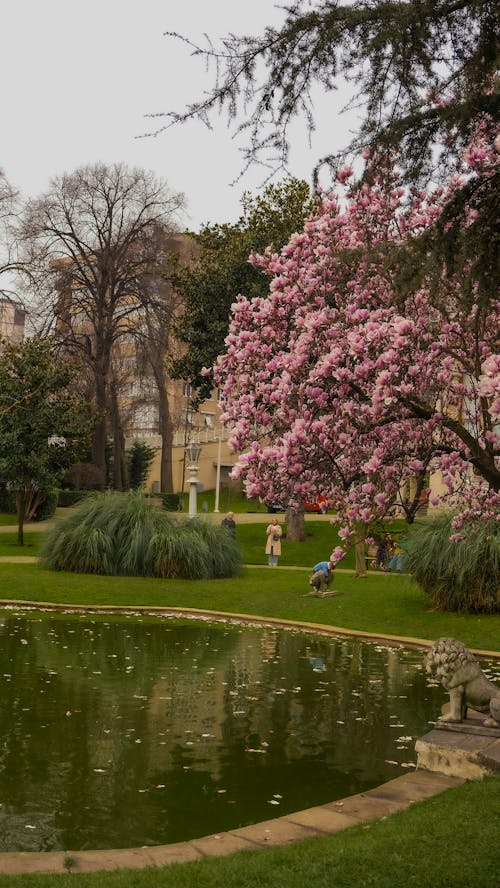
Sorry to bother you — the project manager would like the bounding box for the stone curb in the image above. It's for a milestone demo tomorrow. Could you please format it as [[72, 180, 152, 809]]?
[[0, 772, 464, 875], [1, 599, 500, 660]]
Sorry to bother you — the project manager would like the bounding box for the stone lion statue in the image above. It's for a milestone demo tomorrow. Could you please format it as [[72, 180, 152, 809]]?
[[426, 637, 500, 728]]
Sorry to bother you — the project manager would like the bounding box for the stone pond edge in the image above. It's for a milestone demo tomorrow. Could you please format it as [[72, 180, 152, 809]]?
[[0, 599, 498, 876]]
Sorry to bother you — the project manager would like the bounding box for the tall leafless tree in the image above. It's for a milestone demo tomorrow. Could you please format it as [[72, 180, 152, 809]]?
[[23, 162, 185, 480], [131, 229, 194, 492]]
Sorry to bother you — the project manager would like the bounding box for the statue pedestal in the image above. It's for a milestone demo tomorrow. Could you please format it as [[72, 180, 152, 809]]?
[[416, 709, 500, 780]]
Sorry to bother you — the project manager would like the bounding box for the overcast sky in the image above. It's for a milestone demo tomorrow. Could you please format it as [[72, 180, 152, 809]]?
[[2, 0, 357, 231]]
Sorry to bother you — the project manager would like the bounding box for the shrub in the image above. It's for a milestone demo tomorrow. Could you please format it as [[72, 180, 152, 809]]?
[[0, 482, 15, 514], [0, 483, 58, 520], [32, 488, 59, 522], [63, 462, 105, 491], [127, 441, 157, 490], [146, 530, 211, 579], [41, 492, 242, 580], [185, 519, 242, 579], [160, 493, 180, 511], [57, 489, 90, 507], [405, 513, 499, 613]]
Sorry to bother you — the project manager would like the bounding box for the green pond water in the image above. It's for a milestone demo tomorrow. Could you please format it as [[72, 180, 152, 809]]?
[[0, 608, 459, 852]]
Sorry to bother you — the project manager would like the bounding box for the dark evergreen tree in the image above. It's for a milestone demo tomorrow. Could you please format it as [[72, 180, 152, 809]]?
[[169, 178, 316, 401], [160, 1, 499, 299], [127, 440, 158, 490]]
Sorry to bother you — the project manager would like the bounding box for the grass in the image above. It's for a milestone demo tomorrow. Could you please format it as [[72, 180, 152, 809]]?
[[0, 776, 498, 887], [0, 512, 16, 526], [153, 489, 270, 514], [235, 519, 353, 567], [0, 532, 42, 556], [1, 563, 499, 651]]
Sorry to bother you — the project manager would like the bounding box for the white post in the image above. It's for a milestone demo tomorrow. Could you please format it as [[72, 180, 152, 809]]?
[[187, 463, 199, 518], [214, 433, 222, 513], [185, 440, 202, 519]]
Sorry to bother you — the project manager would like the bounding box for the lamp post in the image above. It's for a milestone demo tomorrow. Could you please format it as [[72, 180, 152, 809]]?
[[214, 431, 222, 513], [185, 440, 202, 518]]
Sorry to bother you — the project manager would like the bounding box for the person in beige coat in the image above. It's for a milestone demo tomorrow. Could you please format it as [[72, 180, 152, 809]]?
[[265, 517, 282, 567]]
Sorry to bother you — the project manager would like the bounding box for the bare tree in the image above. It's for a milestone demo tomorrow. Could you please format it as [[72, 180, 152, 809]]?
[[0, 169, 19, 290], [23, 162, 185, 479], [0, 168, 35, 318], [132, 230, 193, 492]]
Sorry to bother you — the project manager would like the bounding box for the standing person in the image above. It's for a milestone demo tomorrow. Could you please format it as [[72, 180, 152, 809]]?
[[221, 511, 236, 536], [265, 516, 282, 566], [387, 537, 407, 572], [309, 560, 335, 596], [375, 533, 392, 570]]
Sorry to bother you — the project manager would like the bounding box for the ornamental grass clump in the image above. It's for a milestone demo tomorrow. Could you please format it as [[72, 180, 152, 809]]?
[[41, 492, 242, 579], [406, 513, 499, 614], [145, 530, 211, 579]]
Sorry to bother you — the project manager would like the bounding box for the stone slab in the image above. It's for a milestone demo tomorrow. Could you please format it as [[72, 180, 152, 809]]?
[[0, 852, 66, 875], [285, 806, 359, 833], [416, 727, 500, 779], [434, 715, 500, 737], [365, 771, 464, 804], [229, 816, 318, 847], [62, 848, 161, 874], [189, 832, 260, 858], [325, 793, 409, 821]]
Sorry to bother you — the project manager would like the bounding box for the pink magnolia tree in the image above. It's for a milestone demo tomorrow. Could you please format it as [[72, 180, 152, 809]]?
[[213, 145, 499, 561]]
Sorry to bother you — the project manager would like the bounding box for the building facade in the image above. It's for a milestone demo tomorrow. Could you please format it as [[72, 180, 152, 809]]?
[[0, 298, 25, 346]]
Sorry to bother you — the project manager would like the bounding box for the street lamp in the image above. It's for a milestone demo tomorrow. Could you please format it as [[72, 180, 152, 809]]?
[[185, 440, 202, 518], [214, 431, 222, 513]]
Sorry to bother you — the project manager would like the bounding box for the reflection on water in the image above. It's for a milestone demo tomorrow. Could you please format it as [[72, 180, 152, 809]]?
[[0, 609, 445, 852]]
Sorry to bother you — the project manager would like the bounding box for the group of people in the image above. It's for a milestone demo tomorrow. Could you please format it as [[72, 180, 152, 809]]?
[[222, 513, 284, 567], [222, 512, 405, 583], [222, 513, 337, 594], [222, 513, 284, 566], [374, 533, 405, 572]]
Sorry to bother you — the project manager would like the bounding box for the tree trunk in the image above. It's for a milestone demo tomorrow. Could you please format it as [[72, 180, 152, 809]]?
[[109, 378, 127, 491], [152, 359, 174, 493], [285, 506, 306, 541], [92, 365, 108, 476], [354, 522, 368, 578], [16, 489, 26, 547]]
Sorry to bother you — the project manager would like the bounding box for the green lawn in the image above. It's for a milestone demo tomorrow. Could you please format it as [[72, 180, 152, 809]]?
[[0, 512, 16, 526], [236, 519, 355, 567], [0, 532, 42, 556]]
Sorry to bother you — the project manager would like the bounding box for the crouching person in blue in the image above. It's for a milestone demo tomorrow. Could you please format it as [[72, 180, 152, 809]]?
[[309, 560, 336, 596]]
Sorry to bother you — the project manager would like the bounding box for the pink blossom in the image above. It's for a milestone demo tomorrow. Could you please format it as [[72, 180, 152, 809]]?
[[330, 546, 345, 564], [213, 142, 499, 533]]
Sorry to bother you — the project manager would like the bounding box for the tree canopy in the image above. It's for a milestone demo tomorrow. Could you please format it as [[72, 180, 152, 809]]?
[[23, 162, 185, 479], [162, 0, 498, 180], [169, 178, 316, 401], [0, 337, 92, 544], [213, 150, 499, 554], [161, 0, 499, 295]]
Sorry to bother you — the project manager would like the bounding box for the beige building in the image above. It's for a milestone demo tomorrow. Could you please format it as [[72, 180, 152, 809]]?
[[136, 384, 236, 503], [0, 298, 25, 346]]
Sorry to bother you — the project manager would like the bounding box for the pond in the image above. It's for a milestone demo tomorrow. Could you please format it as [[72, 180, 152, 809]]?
[[0, 608, 446, 853]]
